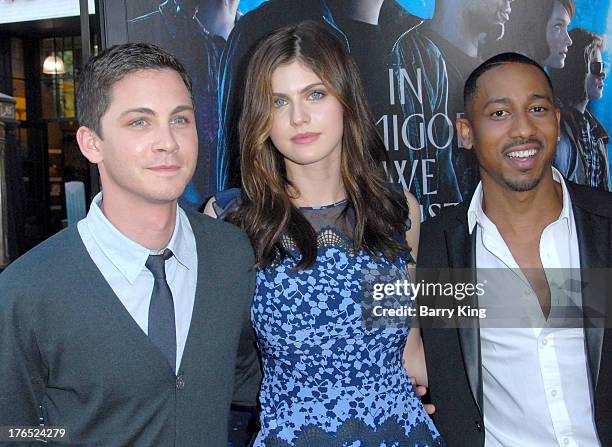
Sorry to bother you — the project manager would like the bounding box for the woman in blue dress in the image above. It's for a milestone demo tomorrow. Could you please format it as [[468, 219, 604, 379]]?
[[206, 20, 443, 447]]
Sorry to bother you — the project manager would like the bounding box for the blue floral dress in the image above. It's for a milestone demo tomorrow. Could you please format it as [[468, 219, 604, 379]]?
[[251, 200, 442, 447]]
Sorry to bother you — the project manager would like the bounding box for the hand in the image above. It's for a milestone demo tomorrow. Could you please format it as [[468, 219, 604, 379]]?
[[409, 376, 436, 415]]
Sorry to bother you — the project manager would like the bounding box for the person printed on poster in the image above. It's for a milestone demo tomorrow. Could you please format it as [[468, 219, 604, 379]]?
[[483, 0, 575, 71], [551, 28, 610, 190]]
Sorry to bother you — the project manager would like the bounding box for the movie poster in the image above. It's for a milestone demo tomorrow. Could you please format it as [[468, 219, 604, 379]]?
[[118, 0, 611, 221]]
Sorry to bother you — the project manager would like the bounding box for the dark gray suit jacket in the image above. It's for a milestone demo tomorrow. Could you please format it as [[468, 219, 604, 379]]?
[[418, 181, 612, 447], [0, 211, 261, 446]]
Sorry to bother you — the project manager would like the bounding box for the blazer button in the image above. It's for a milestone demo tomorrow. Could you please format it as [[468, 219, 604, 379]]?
[[176, 375, 185, 390], [475, 421, 483, 432]]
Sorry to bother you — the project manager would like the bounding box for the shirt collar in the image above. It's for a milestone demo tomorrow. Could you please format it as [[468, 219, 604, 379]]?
[[84, 192, 194, 283], [467, 167, 574, 236], [169, 207, 196, 272], [467, 181, 484, 235]]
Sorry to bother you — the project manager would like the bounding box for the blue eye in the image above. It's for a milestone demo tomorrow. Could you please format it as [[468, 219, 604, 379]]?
[[172, 116, 189, 125], [130, 119, 146, 128], [273, 98, 287, 108], [308, 91, 325, 100]]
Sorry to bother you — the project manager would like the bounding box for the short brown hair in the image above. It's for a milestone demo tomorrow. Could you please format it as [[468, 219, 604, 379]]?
[[76, 43, 193, 137]]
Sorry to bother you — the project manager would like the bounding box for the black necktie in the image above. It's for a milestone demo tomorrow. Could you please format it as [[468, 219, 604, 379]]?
[[146, 249, 176, 371]]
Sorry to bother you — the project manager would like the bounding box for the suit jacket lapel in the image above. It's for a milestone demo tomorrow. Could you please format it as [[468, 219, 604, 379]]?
[[446, 209, 483, 415], [572, 196, 610, 391]]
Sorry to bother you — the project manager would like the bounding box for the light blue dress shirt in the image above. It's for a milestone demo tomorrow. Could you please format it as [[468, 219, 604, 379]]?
[[77, 192, 198, 373]]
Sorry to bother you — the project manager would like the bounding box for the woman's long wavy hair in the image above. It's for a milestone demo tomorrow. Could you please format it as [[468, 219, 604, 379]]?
[[228, 20, 411, 269]]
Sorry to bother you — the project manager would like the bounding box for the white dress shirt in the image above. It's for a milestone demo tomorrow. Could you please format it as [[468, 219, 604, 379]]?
[[77, 192, 198, 374], [467, 168, 600, 447]]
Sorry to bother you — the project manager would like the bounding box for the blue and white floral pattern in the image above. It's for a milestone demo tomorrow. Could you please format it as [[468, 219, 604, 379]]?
[[252, 223, 443, 447]]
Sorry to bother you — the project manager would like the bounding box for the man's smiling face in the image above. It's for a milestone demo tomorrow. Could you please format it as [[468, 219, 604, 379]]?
[[458, 62, 560, 193]]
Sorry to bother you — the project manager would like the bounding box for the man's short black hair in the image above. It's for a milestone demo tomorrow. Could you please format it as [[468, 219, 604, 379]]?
[[76, 43, 193, 137], [463, 52, 554, 114]]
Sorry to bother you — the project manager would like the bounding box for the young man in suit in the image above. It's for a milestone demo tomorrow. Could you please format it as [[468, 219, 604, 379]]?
[[0, 43, 260, 446], [418, 52, 611, 446]]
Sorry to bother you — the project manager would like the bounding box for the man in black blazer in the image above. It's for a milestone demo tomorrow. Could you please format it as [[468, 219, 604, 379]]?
[[418, 52, 611, 446]]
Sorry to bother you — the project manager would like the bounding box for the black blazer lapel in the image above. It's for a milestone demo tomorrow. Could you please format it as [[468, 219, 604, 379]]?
[[572, 198, 611, 390], [446, 210, 483, 415]]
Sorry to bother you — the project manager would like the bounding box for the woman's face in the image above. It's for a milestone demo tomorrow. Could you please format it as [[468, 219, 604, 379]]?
[[586, 48, 605, 102], [269, 60, 344, 173], [543, 0, 573, 69]]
